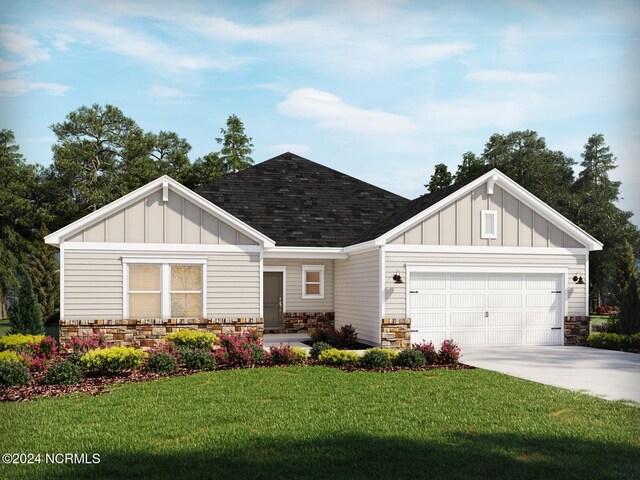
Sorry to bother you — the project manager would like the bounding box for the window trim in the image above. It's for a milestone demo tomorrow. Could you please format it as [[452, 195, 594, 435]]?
[[480, 210, 497, 239], [302, 264, 325, 299], [123, 257, 207, 319]]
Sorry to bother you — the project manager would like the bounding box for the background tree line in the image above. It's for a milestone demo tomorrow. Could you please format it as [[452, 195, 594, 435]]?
[[426, 130, 640, 316], [0, 104, 254, 322]]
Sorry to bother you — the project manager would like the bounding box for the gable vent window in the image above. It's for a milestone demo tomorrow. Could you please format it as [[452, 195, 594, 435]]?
[[302, 265, 325, 299], [481, 210, 497, 239], [124, 258, 206, 319]]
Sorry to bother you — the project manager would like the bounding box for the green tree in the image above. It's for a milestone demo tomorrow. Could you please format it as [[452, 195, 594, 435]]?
[[9, 275, 44, 335], [216, 114, 254, 173], [455, 151, 489, 182], [0, 129, 37, 318], [26, 226, 59, 322], [150, 131, 192, 183], [618, 276, 640, 334], [426, 163, 453, 193], [610, 240, 638, 306], [187, 152, 226, 189]]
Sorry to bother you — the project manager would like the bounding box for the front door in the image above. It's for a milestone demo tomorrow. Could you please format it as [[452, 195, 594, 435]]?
[[264, 272, 283, 330]]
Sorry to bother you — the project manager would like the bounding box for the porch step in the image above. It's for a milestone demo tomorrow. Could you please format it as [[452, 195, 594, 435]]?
[[263, 333, 311, 350]]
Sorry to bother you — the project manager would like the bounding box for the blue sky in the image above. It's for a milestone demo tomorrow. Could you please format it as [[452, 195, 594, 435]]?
[[1, 0, 638, 224]]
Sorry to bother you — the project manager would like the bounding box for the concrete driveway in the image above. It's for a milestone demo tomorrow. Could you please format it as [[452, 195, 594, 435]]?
[[461, 346, 640, 404]]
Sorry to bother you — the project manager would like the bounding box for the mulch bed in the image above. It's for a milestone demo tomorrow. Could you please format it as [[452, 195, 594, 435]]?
[[1, 362, 474, 402]]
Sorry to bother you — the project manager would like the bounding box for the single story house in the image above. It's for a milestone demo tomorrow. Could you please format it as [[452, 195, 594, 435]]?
[[45, 153, 602, 348]]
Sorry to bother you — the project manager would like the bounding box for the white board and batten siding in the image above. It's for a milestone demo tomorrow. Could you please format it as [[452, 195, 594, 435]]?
[[64, 249, 260, 320], [263, 259, 334, 312], [334, 250, 380, 345]]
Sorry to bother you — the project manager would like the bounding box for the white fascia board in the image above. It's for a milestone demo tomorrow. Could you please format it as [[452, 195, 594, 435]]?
[[376, 169, 603, 252], [63, 242, 262, 253], [342, 240, 379, 254], [263, 247, 348, 260], [45, 175, 276, 248], [406, 264, 569, 275], [385, 244, 588, 256]]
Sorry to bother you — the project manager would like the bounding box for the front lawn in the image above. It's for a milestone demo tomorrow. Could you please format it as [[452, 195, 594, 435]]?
[[1, 368, 639, 480]]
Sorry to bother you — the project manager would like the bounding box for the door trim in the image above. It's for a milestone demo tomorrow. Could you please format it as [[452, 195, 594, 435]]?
[[406, 264, 567, 345], [264, 266, 286, 312]]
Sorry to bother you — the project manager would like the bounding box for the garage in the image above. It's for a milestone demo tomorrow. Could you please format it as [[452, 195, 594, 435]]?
[[408, 271, 564, 346]]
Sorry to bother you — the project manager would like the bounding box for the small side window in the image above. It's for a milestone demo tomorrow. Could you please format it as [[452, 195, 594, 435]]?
[[302, 265, 325, 299], [481, 210, 497, 239]]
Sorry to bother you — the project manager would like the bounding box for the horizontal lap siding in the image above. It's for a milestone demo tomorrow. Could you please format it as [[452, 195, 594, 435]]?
[[207, 252, 260, 317], [335, 250, 379, 345], [385, 252, 586, 318], [263, 259, 334, 312], [64, 250, 260, 320]]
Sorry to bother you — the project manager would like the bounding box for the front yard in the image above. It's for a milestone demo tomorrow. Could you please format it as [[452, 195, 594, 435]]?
[[1, 367, 639, 480]]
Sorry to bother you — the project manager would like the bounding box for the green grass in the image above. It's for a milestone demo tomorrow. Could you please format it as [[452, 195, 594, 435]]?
[[1, 367, 639, 480], [590, 315, 613, 333]]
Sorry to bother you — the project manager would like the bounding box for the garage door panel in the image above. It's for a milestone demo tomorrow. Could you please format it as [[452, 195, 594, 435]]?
[[450, 312, 486, 327], [488, 294, 522, 308], [412, 313, 446, 328], [526, 311, 560, 326], [487, 275, 522, 290], [410, 330, 447, 345], [488, 312, 522, 326], [410, 275, 445, 290], [450, 294, 485, 309], [488, 330, 523, 345], [525, 329, 562, 345], [526, 294, 559, 308], [526, 275, 559, 290], [412, 294, 446, 309], [452, 330, 486, 345], [450, 275, 486, 290]]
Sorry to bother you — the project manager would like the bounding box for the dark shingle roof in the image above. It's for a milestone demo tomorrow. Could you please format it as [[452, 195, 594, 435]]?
[[195, 153, 410, 247], [356, 174, 482, 243]]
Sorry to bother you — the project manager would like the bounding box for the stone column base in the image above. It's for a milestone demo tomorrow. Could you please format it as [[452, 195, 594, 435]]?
[[564, 316, 590, 345], [381, 318, 411, 349]]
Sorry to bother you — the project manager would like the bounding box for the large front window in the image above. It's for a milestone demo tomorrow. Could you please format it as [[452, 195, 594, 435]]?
[[124, 260, 205, 319]]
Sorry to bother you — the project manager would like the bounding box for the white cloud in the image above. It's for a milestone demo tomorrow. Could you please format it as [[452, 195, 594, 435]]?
[[0, 24, 49, 64], [146, 84, 193, 98], [51, 33, 76, 51], [465, 69, 556, 83], [277, 88, 418, 135], [71, 20, 247, 73], [268, 143, 312, 155], [0, 78, 70, 97], [405, 43, 473, 64]]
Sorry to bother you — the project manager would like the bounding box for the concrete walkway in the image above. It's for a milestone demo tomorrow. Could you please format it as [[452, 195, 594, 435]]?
[[462, 346, 640, 404], [263, 333, 311, 350]]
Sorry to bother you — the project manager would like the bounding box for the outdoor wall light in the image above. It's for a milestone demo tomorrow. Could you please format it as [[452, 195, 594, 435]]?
[[572, 273, 586, 285], [393, 271, 404, 284]]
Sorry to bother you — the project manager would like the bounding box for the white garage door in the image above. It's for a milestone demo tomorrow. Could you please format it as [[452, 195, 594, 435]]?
[[409, 273, 563, 346]]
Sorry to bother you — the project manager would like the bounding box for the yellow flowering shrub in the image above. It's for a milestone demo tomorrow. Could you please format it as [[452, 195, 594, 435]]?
[[0, 350, 25, 364], [165, 330, 217, 350], [318, 348, 360, 367], [81, 346, 148, 374], [0, 334, 45, 351]]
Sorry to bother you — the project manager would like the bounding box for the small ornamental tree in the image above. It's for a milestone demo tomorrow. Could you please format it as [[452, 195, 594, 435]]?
[[618, 276, 640, 334], [9, 275, 44, 335]]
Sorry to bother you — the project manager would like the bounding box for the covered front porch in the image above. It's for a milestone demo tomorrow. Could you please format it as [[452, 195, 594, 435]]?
[[263, 333, 311, 350]]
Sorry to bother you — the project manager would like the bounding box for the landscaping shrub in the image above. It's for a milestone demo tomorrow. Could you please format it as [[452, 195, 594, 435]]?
[[42, 361, 83, 385], [412, 341, 439, 365], [181, 349, 216, 371], [310, 325, 359, 349], [80, 346, 147, 374], [0, 334, 45, 352], [309, 341, 332, 359], [0, 350, 25, 364], [0, 361, 31, 386], [587, 333, 640, 351], [146, 352, 179, 374], [438, 339, 461, 365], [65, 352, 84, 366], [269, 345, 307, 365], [67, 333, 107, 353], [215, 332, 264, 367], [592, 305, 618, 316], [165, 330, 217, 350], [318, 348, 360, 367], [22, 336, 59, 372], [360, 348, 394, 369], [592, 319, 618, 333], [9, 275, 44, 335], [395, 349, 426, 368]]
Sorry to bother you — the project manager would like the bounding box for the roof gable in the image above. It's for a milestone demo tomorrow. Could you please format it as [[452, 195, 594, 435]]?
[[45, 176, 275, 247], [196, 153, 409, 247], [359, 169, 602, 251]]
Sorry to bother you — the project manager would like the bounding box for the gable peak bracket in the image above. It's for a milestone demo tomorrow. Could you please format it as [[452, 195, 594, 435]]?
[[162, 181, 169, 202], [487, 174, 498, 195]]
